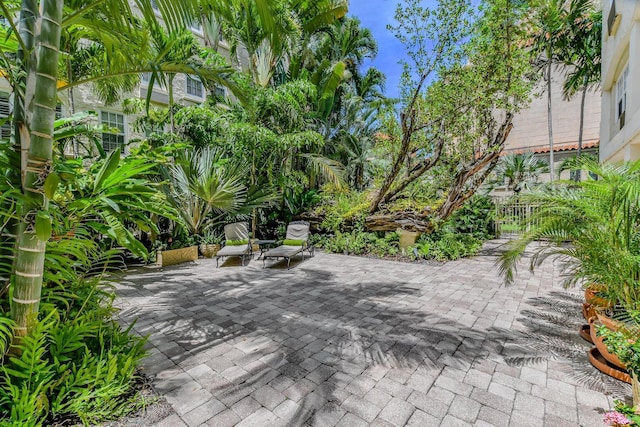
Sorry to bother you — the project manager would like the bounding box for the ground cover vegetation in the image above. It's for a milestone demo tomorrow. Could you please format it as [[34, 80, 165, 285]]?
[[0, 0, 604, 424]]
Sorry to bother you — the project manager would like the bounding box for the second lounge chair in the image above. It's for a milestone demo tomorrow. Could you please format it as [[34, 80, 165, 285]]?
[[262, 221, 314, 269]]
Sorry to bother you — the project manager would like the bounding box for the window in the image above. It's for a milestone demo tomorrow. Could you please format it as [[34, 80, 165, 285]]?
[[213, 85, 225, 99], [186, 75, 203, 98], [616, 64, 629, 128], [100, 111, 125, 153], [150, 0, 159, 10], [0, 92, 10, 140], [145, 122, 165, 137], [141, 72, 151, 84], [55, 104, 63, 120]]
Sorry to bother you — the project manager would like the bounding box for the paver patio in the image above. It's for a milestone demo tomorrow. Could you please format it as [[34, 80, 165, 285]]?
[[114, 240, 629, 426]]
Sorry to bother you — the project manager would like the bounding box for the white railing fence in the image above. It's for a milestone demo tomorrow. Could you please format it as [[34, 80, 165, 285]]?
[[493, 199, 541, 236]]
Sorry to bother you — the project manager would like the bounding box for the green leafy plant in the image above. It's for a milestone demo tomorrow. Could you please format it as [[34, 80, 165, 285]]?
[[415, 229, 483, 261], [0, 279, 147, 426], [499, 159, 640, 306], [313, 230, 399, 258], [447, 195, 496, 240], [199, 229, 224, 245], [604, 400, 640, 425]]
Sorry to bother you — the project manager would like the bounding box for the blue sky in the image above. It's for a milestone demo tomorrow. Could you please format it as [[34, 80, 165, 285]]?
[[348, 0, 444, 99], [347, 0, 408, 99], [348, 0, 478, 99]]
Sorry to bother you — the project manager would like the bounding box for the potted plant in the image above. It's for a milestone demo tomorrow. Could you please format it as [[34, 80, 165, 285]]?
[[600, 316, 640, 414], [500, 158, 640, 382], [199, 229, 223, 258]]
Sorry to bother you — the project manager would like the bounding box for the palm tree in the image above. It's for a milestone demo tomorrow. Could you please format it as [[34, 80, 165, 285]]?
[[491, 153, 549, 194], [310, 17, 378, 120], [159, 147, 274, 238], [146, 27, 201, 132], [499, 159, 640, 311], [559, 5, 601, 180], [221, 0, 347, 88], [221, 0, 299, 87], [529, 0, 591, 183]]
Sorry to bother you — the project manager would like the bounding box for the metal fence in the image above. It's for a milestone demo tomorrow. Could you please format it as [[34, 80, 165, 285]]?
[[494, 199, 540, 236]]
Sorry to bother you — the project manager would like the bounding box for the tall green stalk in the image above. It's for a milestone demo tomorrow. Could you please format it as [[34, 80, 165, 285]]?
[[546, 44, 555, 184], [12, 0, 64, 339]]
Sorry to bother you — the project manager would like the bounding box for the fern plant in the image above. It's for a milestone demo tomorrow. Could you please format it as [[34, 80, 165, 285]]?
[[0, 299, 147, 426]]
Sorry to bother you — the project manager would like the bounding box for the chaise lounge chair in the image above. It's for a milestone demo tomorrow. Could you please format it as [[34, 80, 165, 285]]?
[[263, 221, 314, 269], [216, 222, 252, 267]]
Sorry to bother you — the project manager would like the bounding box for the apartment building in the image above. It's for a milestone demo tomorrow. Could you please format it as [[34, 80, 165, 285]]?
[[501, 67, 601, 183], [0, 5, 244, 154], [599, 0, 640, 163]]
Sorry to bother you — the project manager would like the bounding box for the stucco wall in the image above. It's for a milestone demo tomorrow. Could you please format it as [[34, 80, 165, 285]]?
[[600, 0, 640, 162], [506, 68, 601, 153]]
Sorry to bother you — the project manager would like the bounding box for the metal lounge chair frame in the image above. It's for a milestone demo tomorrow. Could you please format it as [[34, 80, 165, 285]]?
[[262, 221, 314, 269], [215, 222, 253, 267]]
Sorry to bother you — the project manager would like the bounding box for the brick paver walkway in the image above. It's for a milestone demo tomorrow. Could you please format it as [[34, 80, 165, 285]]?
[[115, 240, 627, 427]]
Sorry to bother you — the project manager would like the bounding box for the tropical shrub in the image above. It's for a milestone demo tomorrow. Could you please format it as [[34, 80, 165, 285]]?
[[315, 190, 370, 233], [313, 191, 492, 261], [0, 283, 147, 427], [446, 195, 496, 240], [312, 230, 399, 258], [0, 143, 174, 425], [413, 230, 484, 261], [499, 159, 640, 304]]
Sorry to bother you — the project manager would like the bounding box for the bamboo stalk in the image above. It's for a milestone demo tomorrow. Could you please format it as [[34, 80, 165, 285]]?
[[12, 0, 64, 339]]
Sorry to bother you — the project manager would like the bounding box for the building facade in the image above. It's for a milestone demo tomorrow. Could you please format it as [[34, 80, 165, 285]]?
[[600, 0, 640, 163], [0, 6, 245, 155], [497, 67, 601, 192]]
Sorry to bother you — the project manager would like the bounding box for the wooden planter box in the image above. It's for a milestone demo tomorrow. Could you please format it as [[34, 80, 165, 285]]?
[[157, 246, 198, 267]]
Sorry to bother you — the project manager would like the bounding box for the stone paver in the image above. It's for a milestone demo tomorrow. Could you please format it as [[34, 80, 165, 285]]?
[[114, 240, 625, 426]]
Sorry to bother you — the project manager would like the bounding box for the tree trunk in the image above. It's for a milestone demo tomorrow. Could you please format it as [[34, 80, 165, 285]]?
[[12, 0, 64, 339], [1, 0, 35, 306], [369, 110, 415, 213], [575, 82, 587, 182], [546, 51, 555, 183], [364, 211, 434, 233], [168, 75, 175, 133]]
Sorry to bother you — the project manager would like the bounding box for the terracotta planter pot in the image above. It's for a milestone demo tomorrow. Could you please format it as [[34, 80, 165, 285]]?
[[596, 311, 623, 332], [582, 303, 597, 321], [589, 317, 626, 370], [199, 244, 221, 258], [584, 286, 613, 309], [579, 324, 593, 344], [588, 347, 632, 384], [157, 246, 198, 267]]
